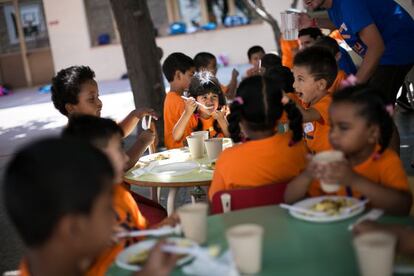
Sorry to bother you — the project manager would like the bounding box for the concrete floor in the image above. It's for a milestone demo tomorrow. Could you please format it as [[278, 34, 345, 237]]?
[[0, 66, 413, 273]]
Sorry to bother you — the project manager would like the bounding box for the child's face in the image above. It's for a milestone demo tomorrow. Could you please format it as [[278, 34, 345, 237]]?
[[102, 134, 129, 184], [79, 186, 115, 259], [178, 67, 195, 90], [329, 102, 379, 156], [292, 65, 326, 104], [250, 52, 265, 67], [298, 35, 316, 49], [66, 80, 103, 117], [196, 92, 219, 116]]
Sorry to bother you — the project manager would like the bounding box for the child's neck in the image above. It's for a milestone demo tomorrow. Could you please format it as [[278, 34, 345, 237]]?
[[346, 143, 377, 167], [245, 129, 276, 141], [26, 247, 86, 276], [169, 83, 185, 95], [309, 90, 328, 106]]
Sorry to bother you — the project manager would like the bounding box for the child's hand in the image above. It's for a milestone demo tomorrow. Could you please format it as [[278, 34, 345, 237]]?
[[136, 240, 180, 276], [246, 67, 260, 77], [319, 160, 356, 186], [111, 225, 126, 245], [133, 108, 158, 120], [231, 68, 239, 80], [212, 109, 226, 123], [184, 97, 197, 115], [298, 13, 314, 29], [153, 212, 180, 229], [138, 130, 156, 147]]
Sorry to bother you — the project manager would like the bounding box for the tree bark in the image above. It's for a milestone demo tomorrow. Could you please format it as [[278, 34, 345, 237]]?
[[109, 0, 165, 144], [241, 0, 282, 56]]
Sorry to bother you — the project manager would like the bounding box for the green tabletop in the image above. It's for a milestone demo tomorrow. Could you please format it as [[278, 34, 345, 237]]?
[[107, 205, 414, 276]]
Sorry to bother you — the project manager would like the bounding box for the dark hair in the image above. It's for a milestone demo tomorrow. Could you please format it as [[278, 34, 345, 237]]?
[[188, 71, 226, 136], [194, 52, 216, 71], [228, 75, 303, 143], [332, 85, 393, 153], [293, 47, 338, 88], [3, 138, 114, 248], [62, 115, 124, 149], [51, 66, 96, 116], [247, 45, 265, 60], [298, 27, 323, 40], [261, 53, 282, 72], [162, 52, 194, 82], [264, 65, 295, 93], [314, 36, 340, 55]]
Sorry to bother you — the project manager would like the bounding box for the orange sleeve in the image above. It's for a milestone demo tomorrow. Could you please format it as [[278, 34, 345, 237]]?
[[328, 70, 347, 94], [163, 92, 185, 149], [281, 38, 299, 69], [378, 150, 410, 192], [311, 95, 331, 125]]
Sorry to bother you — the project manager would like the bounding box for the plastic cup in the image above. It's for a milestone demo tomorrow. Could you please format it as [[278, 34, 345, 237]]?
[[313, 150, 344, 192], [191, 131, 209, 140], [220, 193, 231, 213], [226, 224, 264, 274], [353, 231, 397, 276], [177, 203, 208, 244], [204, 138, 223, 160], [280, 12, 299, 40], [186, 135, 204, 159]]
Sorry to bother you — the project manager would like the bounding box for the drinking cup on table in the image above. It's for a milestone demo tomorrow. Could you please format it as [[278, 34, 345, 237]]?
[[204, 138, 223, 160], [186, 135, 204, 159], [353, 231, 397, 276], [177, 202, 208, 244], [226, 224, 264, 274]]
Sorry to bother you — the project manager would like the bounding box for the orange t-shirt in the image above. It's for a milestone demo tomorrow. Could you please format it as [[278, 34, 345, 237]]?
[[209, 132, 307, 200], [328, 70, 347, 94], [281, 38, 299, 69], [19, 259, 30, 276], [86, 183, 147, 276], [163, 91, 196, 149], [199, 117, 224, 138], [308, 148, 409, 198], [303, 95, 332, 154]]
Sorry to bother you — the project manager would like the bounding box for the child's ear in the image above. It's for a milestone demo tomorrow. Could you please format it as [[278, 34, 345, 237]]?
[[368, 124, 380, 144], [65, 103, 75, 115], [175, 70, 182, 81], [316, 78, 328, 91], [58, 214, 88, 244]]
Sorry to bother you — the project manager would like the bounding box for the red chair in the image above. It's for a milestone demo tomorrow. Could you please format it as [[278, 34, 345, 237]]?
[[210, 183, 288, 214]]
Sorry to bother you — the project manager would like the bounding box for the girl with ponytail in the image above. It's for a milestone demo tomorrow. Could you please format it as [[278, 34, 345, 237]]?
[[208, 75, 308, 200]]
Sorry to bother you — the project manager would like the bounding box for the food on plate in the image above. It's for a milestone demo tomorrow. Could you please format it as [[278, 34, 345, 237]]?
[[127, 239, 192, 266], [155, 154, 170, 161], [311, 198, 353, 216], [207, 161, 216, 170]]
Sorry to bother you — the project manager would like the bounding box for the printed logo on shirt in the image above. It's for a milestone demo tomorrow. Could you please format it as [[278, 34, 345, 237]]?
[[304, 122, 314, 133], [338, 22, 367, 57]]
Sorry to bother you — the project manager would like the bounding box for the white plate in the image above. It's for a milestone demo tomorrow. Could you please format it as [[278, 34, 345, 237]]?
[[148, 161, 199, 176], [290, 196, 365, 223], [116, 237, 197, 272]]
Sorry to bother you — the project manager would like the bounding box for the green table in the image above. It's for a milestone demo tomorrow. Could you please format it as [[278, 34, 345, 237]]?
[[107, 205, 414, 276]]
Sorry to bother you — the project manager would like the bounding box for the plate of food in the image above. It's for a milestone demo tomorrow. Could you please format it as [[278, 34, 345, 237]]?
[[289, 196, 366, 223], [148, 161, 199, 177], [201, 161, 216, 173], [116, 237, 197, 271]]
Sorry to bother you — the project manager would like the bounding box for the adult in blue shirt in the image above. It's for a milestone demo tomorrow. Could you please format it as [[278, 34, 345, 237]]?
[[301, 0, 414, 105]]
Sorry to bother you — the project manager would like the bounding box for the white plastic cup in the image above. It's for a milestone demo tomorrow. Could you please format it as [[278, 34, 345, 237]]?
[[177, 203, 208, 244], [281, 12, 299, 40], [204, 138, 223, 160], [353, 232, 397, 276], [220, 193, 231, 213], [186, 135, 204, 159], [313, 150, 344, 192], [226, 224, 264, 274], [191, 131, 209, 140]]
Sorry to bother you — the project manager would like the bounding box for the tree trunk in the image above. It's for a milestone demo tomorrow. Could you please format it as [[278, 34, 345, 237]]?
[[241, 0, 282, 56], [109, 0, 165, 144]]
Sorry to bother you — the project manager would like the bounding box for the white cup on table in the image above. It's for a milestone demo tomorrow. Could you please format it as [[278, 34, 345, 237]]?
[[313, 150, 344, 193], [204, 138, 223, 161], [226, 224, 264, 274], [186, 135, 204, 159], [177, 202, 208, 244], [353, 231, 397, 276]]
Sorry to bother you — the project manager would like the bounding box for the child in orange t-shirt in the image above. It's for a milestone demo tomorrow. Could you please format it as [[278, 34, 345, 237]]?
[[194, 52, 239, 99], [208, 75, 307, 200], [162, 53, 196, 149], [285, 85, 412, 215], [313, 36, 348, 94], [63, 116, 174, 275], [292, 47, 338, 153], [174, 71, 230, 142], [51, 66, 157, 169], [245, 45, 265, 77]]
